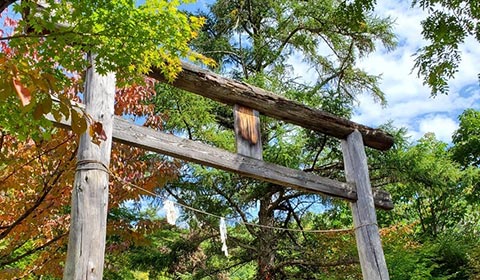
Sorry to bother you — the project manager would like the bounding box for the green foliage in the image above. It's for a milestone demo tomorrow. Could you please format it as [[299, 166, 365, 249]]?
[[0, 96, 54, 141], [452, 108, 480, 167], [11, 0, 210, 83], [412, 0, 480, 95], [429, 233, 477, 279], [385, 229, 480, 280], [383, 225, 439, 280], [104, 205, 197, 279], [153, 84, 235, 151], [193, 0, 396, 104], [379, 134, 472, 237], [374, 130, 480, 279], [1, 0, 212, 140]]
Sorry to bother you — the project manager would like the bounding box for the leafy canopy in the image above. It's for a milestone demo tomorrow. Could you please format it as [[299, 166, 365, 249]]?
[[452, 108, 480, 167], [10, 0, 212, 82], [413, 0, 480, 95], [0, 0, 214, 140]]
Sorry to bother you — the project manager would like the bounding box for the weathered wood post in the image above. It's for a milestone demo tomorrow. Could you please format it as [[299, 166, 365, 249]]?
[[63, 53, 116, 279], [233, 105, 263, 159], [342, 130, 389, 279], [234, 105, 274, 279]]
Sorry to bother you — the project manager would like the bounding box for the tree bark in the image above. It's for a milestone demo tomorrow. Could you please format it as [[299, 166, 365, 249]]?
[[257, 195, 276, 280], [63, 53, 116, 280]]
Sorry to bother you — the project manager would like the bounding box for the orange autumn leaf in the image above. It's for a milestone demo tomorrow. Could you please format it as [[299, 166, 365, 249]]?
[[89, 121, 107, 145], [89, 121, 107, 141], [0, 78, 178, 277], [12, 78, 31, 106]]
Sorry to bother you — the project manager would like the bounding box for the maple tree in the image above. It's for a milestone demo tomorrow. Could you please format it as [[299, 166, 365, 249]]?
[[0, 0, 214, 140], [0, 0, 209, 277], [0, 72, 183, 277], [0, 69, 180, 277], [0, 129, 180, 278]]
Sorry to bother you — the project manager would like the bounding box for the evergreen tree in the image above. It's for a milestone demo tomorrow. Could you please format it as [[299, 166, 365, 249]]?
[[148, 0, 396, 278]]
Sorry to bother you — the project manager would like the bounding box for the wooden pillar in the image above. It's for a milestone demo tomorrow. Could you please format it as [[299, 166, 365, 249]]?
[[341, 130, 389, 280], [63, 53, 116, 279], [233, 105, 263, 159], [234, 105, 275, 279], [233, 105, 262, 159]]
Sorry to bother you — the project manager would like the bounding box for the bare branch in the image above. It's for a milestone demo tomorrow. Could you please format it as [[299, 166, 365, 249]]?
[[210, 182, 257, 236]]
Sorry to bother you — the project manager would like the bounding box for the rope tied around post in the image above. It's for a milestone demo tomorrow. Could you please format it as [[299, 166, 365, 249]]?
[[76, 159, 110, 173], [354, 222, 378, 231]]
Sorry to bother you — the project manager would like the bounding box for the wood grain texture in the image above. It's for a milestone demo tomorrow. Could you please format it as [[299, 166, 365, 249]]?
[[342, 130, 390, 279], [48, 112, 394, 210], [149, 62, 394, 151], [63, 54, 116, 280], [234, 105, 263, 159]]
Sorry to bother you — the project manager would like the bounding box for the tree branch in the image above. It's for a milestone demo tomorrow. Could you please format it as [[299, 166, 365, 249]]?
[[210, 182, 257, 236], [0, 233, 67, 267], [0, 183, 53, 240], [0, 0, 15, 14], [304, 134, 327, 172], [274, 257, 358, 271], [0, 134, 74, 183], [0, 142, 75, 239]]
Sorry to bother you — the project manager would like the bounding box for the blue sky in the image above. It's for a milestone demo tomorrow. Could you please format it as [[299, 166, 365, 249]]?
[[285, 0, 480, 143], [351, 0, 480, 143], [181, 0, 479, 144], [284, 0, 480, 143]]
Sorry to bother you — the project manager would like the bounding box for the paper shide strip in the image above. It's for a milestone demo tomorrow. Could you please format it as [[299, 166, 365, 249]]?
[[164, 200, 178, 225], [219, 217, 228, 257]]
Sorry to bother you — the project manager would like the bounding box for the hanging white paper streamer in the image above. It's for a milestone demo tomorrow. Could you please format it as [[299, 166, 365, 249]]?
[[219, 217, 228, 257], [164, 200, 178, 225]]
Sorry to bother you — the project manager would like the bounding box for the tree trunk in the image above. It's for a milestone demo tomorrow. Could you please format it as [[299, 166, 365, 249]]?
[[232, 104, 275, 279], [63, 53, 116, 279], [257, 194, 276, 280]]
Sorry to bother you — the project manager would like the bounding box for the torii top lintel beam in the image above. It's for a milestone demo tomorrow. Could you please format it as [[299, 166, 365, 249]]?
[[149, 62, 394, 151]]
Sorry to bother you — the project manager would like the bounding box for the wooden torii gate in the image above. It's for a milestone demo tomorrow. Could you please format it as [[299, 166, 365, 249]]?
[[56, 56, 393, 279]]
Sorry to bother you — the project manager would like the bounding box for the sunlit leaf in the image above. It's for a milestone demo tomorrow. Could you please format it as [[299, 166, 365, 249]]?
[[41, 94, 52, 114], [12, 78, 31, 106], [71, 109, 87, 134]]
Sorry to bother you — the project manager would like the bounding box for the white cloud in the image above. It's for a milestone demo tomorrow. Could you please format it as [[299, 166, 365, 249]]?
[[353, 0, 480, 143], [278, 0, 479, 144], [286, 53, 317, 84], [416, 115, 459, 143]]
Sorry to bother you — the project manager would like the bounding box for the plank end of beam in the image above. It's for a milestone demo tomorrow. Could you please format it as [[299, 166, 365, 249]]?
[[373, 189, 394, 210], [362, 131, 395, 151]]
